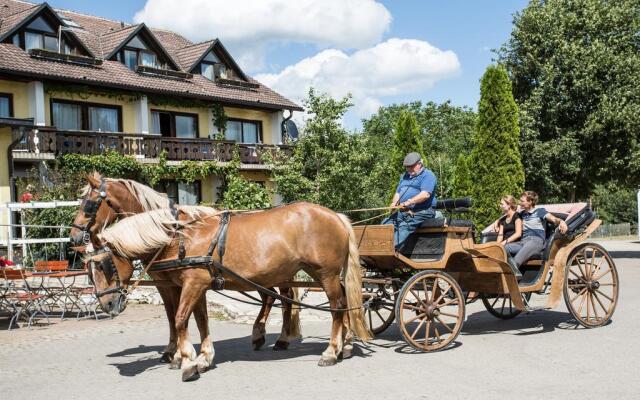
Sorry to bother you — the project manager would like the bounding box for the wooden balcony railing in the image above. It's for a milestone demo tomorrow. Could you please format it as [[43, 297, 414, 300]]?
[[12, 130, 293, 165]]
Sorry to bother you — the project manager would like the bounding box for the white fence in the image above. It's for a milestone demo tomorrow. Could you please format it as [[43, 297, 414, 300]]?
[[591, 223, 632, 238], [0, 200, 80, 262]]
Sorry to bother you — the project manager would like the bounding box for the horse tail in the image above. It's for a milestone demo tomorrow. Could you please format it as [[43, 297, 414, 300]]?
[[336, 213, 372, 341], [288, 287, 302, 339]]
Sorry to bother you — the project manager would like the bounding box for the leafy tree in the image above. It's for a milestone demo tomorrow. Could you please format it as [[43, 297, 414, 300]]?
[[221, 173, 272, 210], [592, 183, 639, 226], [362, 101, 476, 199], [469, 65, 525, 229], [499, 0, 640, 201], [271, 89, 387, 220], [387, 111, 426, 198], [452, 154, 472, 198]]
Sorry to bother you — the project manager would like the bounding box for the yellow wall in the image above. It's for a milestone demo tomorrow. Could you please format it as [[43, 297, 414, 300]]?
[[225, 107, 275, 144], [0, 127, 13, 239], [0, 79, 30, 119], [44, 92, 138, 132]]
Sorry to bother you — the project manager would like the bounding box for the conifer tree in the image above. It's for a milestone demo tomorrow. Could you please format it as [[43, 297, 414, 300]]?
[[388, 110, 426, 198], [470, 65, 524, 229], [452, 154, 472, 198]]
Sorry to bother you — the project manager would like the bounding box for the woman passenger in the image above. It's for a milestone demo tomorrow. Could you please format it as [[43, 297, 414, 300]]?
[[496, 195, 522, 246]]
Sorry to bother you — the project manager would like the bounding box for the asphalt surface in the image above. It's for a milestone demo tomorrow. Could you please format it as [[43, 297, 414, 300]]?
[[1, 240, 639, 400]]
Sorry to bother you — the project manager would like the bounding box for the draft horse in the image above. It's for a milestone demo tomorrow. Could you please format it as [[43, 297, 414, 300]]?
[[70, 172, 300, 363], [90, 203, 371, 381]]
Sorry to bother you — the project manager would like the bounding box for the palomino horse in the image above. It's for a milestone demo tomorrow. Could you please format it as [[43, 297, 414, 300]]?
[[90, 203, 371, 381], [70, 172, 300, 362]]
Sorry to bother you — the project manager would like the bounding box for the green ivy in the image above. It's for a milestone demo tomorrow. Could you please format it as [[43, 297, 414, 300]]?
[[44, 83, 141, 102]]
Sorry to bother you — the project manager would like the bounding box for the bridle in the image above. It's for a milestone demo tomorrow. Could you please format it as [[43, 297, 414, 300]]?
[[72, 178, 122, 245], [86, 246, 128, 298]]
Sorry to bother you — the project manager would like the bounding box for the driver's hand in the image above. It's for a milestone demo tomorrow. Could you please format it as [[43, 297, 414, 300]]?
[[559, 220, 568, 234]]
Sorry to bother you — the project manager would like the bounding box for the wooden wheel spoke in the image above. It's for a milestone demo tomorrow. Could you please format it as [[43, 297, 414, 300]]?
[[592, 291, 610, 315], [435, 316, 454, 333], [405, 312, 426, 324], [490, 296, 500, 308], [586, 290, 592, 320], [374, 309, 386, 322], [500, 296, 506, 313], [424, 320, 432, 347], [438, 311, 459, 318], [410, 317, 427, 340], [590, 257, 606, 279], [368, 308, 373, 327], [437, 298, 459, 308], [593, 268, 612, 282], [403, 303, 422, 312], [423, 278, 432, 303], [434, 326, 442, 343], [577, 291, 587, 316], [432, 284, 451, 306], [570, 287, 587, 303], [569, 268, 583, 280], [595, 288, 614, 302], [589, 293, 599, 321], [409, 289, 422, 303]]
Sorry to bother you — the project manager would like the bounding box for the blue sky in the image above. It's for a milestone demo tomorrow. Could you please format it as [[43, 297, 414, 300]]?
[[47, 0, 529, 126]]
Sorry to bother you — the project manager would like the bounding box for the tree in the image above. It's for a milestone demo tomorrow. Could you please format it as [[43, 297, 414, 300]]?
[[221, 173, 272, 210], [452, 154, 472, 198], [592, 182, 639, 226], [469, 65, 525, 229], [362, 101, 476, 199], [271, 89, 386, 218], [499, 0, 640, 201], [387, 110, 426, 198]]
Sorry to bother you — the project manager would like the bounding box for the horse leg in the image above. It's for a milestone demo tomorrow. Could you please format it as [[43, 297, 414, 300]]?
[[175, 282, 208, 382], [310, 273, 345, 367], [192, 292, 214, 373], [252, 290, 275, 350], [156, 285, 179, 364], [273, 287, 299, 351]]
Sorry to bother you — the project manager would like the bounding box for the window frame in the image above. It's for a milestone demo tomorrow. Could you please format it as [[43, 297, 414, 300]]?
[[156, 180, 202, 205], [50, 99, 123, 132], [0, 93, 14, 118], [118, 47, 166, 70], [150, 109, 199, 138], [200, 61, 226, 80], [225, 118, 263, 144]]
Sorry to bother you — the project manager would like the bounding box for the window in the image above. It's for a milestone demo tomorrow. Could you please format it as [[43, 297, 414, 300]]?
[[151, 110, 198, 138], [116, 34, 166, 70], [225, 119, 262, 143], [51, 100, 122, 132], [155, 180, 201, 205], [22, 15, 59, 52], [200, 62, 226, 80], [0, 94, 13, 118]]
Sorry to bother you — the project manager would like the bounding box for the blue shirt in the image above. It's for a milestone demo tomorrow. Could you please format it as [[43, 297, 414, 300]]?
[[520, 207, 548, 240], [396, 168, 437, 211]]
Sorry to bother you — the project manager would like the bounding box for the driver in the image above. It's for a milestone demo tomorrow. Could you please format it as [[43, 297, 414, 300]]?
[[382, 152, 437, 251]]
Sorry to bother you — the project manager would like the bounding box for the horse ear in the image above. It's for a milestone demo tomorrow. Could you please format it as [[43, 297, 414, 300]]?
[[86, 172, 101, 188]]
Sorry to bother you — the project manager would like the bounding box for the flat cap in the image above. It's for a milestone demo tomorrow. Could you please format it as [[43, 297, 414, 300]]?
[[403, 152, 422, 166]]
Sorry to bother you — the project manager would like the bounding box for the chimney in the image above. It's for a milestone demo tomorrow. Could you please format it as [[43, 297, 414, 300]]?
[[120, 21, 125, 28]]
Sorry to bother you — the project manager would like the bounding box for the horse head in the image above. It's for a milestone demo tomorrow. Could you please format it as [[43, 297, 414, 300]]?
[[86, 241, 135, 317]]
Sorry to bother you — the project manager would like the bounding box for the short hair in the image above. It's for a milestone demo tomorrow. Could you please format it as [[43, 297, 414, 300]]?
[[521, 191, 539, 207], [501, 195, 517, 211]]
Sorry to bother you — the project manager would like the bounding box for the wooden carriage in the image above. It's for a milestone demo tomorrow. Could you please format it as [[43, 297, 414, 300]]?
[[353, 199, 619, 351]]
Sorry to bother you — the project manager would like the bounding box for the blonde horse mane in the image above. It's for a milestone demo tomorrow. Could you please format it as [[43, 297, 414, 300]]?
[[98, 207, 215, 258], [80, 177, 170, 211]]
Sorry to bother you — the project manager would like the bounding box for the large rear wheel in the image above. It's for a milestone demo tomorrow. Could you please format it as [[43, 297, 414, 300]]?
[[362, 278, 398, 335], [481, 292, 532, 319], [395, 270, 465, 351], [563, 243, 619, 328]]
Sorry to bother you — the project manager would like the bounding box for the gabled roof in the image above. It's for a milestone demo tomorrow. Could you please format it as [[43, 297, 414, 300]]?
[[175, 39, 248, 81], [103, 23, 180, 71], [0, 2, 94, 57]]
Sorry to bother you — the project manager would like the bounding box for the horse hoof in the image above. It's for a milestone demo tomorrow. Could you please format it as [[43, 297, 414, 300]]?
[[317, 357, 337, 367], [273, 340, 289, 351], [160, 352, 174, 363], [169, 358, 182, 370], [252, 337, 265, 351], [181, 365, 200, 382], [342, 345, 353, 359]]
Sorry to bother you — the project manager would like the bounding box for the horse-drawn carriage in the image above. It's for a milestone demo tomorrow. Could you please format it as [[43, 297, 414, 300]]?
[[73, 173, 619, 380], [354, 198, 619, 351]]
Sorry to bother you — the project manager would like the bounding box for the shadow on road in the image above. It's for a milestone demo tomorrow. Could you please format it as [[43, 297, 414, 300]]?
[[609, 250, 640, 259], [107, 333, 334, 377]]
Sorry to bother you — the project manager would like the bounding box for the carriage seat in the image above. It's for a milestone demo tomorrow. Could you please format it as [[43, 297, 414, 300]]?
[[418, 218, 475, 229]]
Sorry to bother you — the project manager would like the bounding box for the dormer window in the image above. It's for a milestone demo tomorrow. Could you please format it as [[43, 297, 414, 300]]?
[[24, 16, 58, 52], [199, 51, 227, 80], [115, 34, 167, 70]]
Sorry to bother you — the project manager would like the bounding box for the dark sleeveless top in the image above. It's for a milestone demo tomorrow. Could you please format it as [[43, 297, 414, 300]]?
[[499, 213, 521, 239]]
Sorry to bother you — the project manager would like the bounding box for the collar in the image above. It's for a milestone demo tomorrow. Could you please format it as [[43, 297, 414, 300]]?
[[407, 167, 425, 178]]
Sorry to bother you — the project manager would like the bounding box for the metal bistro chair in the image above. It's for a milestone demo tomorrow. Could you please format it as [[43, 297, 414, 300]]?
[[2, 268, 50, 330]]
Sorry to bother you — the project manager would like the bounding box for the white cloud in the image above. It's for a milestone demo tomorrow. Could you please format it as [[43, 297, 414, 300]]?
[[256, 38, 461, 119], [134, 0, 391, 70]]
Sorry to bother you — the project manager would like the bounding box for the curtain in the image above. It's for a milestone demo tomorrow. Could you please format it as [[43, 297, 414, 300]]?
[[52, 102, 82, 130], [225, 120, 241, 142], [0, 97, 10, 118], [140, 52, 157, 68], [151, 111, 161, 134], [202, 63, 214, 80], [88, 107, 119, 132], [242, 122, 258, 143], [178, 182, 198, 205], [25, 32, 42, 52], [175, 115, 196, 138]]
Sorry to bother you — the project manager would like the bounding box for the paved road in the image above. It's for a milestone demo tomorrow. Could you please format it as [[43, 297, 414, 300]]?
[[1, 241, 639, 400]]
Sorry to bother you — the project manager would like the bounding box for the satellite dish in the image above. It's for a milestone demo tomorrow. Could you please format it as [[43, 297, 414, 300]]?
[[284, 119, 299, 141]]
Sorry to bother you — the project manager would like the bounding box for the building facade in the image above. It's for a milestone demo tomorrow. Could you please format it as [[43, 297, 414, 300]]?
[[0, 0, 301, 221]]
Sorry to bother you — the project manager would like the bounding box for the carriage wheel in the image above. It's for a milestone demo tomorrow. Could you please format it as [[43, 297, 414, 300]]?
[[395, 270, 465, 352], [563, 243, 619, 328], [362, 279, 398, 335], [481, 292, 532, 320]]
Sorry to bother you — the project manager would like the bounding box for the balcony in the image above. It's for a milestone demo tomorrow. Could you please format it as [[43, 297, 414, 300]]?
[[11, 129, 293, 166]]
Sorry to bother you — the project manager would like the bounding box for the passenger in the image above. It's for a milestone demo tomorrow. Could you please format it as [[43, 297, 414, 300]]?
[[496, 195, 522, 246], [505, 191, 568, 276], [382, 152, 437, 251]]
